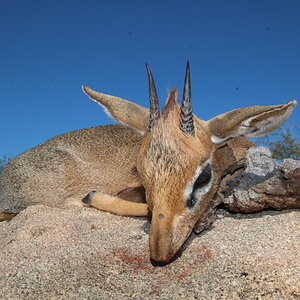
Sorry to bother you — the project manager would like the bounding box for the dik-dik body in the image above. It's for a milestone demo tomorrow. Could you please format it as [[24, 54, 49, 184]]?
[[0, 63, 297, 264]]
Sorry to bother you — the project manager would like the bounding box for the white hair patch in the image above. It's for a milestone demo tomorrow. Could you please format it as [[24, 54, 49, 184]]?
[[184, 159, 212, 201]]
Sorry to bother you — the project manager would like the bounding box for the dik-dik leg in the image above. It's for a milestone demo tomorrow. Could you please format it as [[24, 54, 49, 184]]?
[[82, 191, 150, 216]]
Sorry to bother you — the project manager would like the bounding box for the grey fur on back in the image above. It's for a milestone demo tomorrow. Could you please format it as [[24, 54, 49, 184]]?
[[0, 125, 142, 213]]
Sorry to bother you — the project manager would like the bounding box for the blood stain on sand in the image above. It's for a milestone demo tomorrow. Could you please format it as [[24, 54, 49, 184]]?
[[107, 245, 214, 294], [113, 248, 153, 271], [197, 246, 213, 260]]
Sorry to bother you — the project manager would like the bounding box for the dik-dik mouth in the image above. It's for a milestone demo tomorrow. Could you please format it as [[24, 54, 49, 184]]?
[[150, 227, 194, 266]]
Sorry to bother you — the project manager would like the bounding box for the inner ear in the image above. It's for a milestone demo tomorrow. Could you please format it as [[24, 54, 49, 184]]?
[[208, 100, 297, 144]]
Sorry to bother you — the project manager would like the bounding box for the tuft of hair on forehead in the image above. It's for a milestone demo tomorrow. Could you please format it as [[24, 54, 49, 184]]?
[[162, 88, 179, 118]]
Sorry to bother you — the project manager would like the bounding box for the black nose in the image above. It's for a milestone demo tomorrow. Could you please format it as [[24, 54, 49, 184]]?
[[150, 258, 171, 267]]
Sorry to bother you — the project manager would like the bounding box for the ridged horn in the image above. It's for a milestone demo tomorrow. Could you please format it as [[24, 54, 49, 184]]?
[[146, 64, 160, 131], [180, 61, 194, 135]]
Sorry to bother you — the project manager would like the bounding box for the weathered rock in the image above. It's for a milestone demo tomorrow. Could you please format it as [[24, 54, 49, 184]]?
[[0, 205, 299, 299], [195, 143, 300, 233], [214, 137, 255, 176], [219, 146, 300, 213]]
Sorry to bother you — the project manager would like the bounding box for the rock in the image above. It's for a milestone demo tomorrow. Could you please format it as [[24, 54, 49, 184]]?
[[0, 205, 299, 299], [220, 146, 300, 213]]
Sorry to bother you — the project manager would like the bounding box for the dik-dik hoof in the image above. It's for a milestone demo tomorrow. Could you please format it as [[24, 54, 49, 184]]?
[[82, 191, 97, 205]]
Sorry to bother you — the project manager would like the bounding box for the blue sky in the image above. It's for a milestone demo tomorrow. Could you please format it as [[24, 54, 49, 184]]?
[[1, 0, 299, 158]]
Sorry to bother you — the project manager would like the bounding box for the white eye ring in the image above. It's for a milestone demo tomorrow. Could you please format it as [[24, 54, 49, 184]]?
[[184, 159, 212, 201]]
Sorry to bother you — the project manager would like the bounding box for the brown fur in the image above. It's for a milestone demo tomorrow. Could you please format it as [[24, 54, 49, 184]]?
[[117, 186, 146, 203], [0, 125, 143, 213]]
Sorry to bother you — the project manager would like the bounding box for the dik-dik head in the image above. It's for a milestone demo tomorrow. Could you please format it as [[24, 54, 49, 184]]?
[[83, 63, 297, 264]]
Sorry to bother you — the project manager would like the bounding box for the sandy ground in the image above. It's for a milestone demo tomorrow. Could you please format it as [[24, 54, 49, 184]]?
[[0, 205, 299, 299]]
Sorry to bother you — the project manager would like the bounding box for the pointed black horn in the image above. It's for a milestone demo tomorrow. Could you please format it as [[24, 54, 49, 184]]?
[[180, 61, 194, 135], [146, 64, 160, 131]]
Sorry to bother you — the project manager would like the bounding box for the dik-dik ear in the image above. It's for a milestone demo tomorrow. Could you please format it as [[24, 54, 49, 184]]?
[[208, 100, 297, 144], [82, 85, 149, 134]]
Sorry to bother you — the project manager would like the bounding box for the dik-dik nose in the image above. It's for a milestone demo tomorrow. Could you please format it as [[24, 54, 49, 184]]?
[[149, 211, 177, 265]]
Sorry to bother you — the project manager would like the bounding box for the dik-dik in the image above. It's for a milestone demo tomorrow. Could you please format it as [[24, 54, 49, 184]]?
[[0, 63, 297, 264]]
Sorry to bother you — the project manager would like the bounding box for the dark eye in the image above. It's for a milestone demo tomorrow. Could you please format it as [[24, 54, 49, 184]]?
[[186, 164, 212, 208], [194, 164, 212, 189]]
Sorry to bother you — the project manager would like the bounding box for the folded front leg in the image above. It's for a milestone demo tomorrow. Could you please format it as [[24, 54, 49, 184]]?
[[82, 191, 150, 216]]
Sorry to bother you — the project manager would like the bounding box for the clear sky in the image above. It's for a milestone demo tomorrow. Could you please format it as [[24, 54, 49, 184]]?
[[1, 0, 299, 158]]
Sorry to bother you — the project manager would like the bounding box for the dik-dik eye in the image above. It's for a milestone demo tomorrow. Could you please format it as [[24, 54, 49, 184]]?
[[186, 164, 212, 208], [194, 164, 212, 189]]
